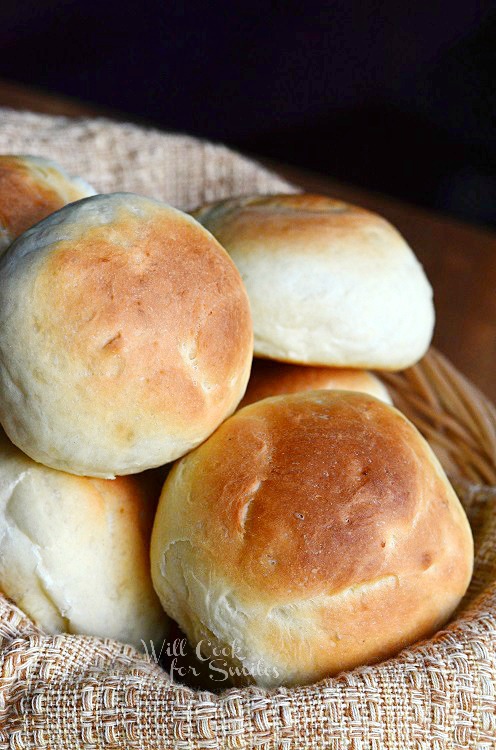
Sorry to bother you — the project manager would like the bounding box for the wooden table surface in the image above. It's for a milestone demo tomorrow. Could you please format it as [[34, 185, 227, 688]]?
[[1, 79, 495, 402]]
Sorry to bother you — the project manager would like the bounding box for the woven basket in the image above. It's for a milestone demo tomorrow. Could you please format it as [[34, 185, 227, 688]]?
[[0, 109, 495, 750]]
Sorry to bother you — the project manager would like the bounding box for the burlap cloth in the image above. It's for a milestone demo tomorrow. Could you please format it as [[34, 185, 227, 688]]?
[[0, 108, 495, 749]]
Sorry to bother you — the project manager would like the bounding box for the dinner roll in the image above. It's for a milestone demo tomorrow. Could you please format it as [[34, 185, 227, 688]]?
[[193, 194, 434, 369], [0, 154, 95, 252], [0, 193, 253, 477], [0, 429, 167, 649], [151, 391, 473, 687], [239, 359, 391, 408]]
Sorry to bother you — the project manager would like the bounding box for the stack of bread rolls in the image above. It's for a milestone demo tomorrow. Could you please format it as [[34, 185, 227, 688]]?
[[0, 156, 252, 649], [0, 156, 473, 687]]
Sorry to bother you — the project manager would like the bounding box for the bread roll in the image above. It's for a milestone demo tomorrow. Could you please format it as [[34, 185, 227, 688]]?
[[0, 193, 253, 477], [0, 429, 167, 649], [151, 391, 473, 687], [239, 359, 391, 408], [193, 194, 434, 370], [0, 154, 95, 252]]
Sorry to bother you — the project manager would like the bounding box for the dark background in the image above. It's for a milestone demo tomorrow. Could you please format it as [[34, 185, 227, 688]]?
[[1, 1, 495, 226]]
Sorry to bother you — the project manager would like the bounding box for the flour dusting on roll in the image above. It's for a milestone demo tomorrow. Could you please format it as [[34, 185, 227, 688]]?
[[0, 429, 167, 649], [193, 193, 434, 370]]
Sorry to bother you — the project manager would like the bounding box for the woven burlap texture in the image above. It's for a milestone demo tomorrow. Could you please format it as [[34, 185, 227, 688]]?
[[0, 108, 495, 750]]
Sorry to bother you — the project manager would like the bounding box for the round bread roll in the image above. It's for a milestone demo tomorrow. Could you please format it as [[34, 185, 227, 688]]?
[[151, 391, 473, 687], [193, 194, 434, 370], [0, 193, 253, 477], [239, 359, 391, 408], [0, 429, 167, 650], [0, 154, 95, 252]]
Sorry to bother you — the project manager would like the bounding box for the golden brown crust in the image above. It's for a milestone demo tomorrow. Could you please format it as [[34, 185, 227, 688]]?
[[152, 390, 473, 685], [192, 193, 381, 258], [35, 204, 251, 429], [0, 160, 61, 238], [239, 359, 391, 407], [0, 155, 93, 241], [192, 193, 368, 222], [173, 391, 469, 600], [0, 193, 253, 476]]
